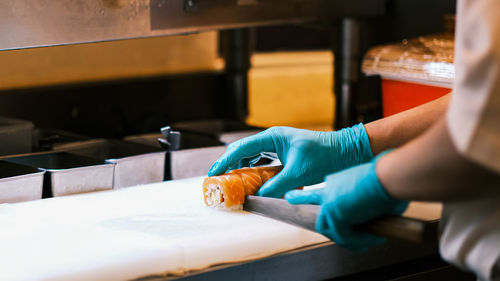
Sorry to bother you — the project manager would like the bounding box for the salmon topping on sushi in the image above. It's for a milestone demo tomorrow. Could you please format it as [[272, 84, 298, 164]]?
[[202, 166, 282, 209]]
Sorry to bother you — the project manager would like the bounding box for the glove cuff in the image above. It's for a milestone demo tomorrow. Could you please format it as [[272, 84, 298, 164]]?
[[349, 123, 375, 164], [327, 123, 374, 172]]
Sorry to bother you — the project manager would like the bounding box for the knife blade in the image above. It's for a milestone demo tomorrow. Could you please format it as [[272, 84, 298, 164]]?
[[243, 195, 439, 244]]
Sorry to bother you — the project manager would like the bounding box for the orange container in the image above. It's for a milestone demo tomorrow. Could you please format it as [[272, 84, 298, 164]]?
[[381, 79, 451, 117], [362, 34, 455, 117]]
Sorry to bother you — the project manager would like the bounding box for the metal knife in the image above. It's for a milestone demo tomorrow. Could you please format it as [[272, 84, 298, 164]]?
[[243, 195, 439, 244]]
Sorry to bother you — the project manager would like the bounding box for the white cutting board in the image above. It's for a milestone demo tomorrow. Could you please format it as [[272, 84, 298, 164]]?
[[0, 177, 328, 281]]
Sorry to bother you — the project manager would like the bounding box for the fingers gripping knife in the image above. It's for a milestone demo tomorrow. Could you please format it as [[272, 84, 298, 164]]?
[[243, 196, 439, 244]]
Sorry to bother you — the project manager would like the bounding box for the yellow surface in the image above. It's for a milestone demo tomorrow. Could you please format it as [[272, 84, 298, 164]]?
[[0, 32, 223, 91], [247, 51, 335, 130]]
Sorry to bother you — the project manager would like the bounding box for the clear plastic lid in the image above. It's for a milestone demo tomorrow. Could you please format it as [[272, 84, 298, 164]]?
[[362, 34, 454, 87]]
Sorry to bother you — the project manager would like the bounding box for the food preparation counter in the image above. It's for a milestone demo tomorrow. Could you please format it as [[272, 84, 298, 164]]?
[[0, 177, 442, 281]]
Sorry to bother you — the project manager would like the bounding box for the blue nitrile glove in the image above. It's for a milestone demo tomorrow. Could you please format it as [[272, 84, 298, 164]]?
[[208, 123, 374, 198], [285, 154, 408, 252]]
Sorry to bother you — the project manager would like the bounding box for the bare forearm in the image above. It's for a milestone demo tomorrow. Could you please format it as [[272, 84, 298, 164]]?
[[365, 94, 451, 155], [377, 117, 500, 202]]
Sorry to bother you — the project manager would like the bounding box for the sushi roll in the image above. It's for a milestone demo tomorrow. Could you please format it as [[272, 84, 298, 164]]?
[[257, 166, 283, 183], [228, 167, 263, 196], [203, 166, 282, 209]]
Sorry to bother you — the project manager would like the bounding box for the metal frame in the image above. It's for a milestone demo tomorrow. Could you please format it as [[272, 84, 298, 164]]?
[[220, 29, 252, 122], [333, 18, 362, 129], [0, 0, 385, 51]]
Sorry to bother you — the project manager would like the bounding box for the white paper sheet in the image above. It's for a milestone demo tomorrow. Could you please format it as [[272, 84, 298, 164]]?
[[0, 177, 442, 281], [0, 177, 328, 281]]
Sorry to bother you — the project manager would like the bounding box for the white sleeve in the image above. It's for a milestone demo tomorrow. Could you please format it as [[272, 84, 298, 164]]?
[[443, 1, 500, 280], [447, 0, 500, 173]]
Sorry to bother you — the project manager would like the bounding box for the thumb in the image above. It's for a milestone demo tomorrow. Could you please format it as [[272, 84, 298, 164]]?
[[256, 167, 297, 198], [285, 189, 322, 205]]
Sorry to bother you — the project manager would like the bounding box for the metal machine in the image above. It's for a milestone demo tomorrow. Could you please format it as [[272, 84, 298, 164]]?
[[0, 0, 385, 127]]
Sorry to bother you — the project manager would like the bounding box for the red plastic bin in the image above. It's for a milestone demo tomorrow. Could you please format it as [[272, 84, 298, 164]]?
[[381, 79, 451, 117]]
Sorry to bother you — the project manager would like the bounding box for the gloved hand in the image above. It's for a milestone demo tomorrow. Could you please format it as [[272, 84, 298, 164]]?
[[285, 154, 408, 251], [208, 123, 374, 198]]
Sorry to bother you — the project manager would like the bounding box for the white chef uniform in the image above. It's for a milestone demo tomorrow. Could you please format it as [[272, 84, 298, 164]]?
[[444, 0, 500, 280]]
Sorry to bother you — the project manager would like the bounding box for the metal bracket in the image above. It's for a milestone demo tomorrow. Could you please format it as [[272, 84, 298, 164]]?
[[158, 126, 181, 151]]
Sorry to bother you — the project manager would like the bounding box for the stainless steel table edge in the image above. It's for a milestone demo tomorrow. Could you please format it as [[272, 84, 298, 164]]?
[[105, 151, 166, 164], [135, 240, 438, 281]]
